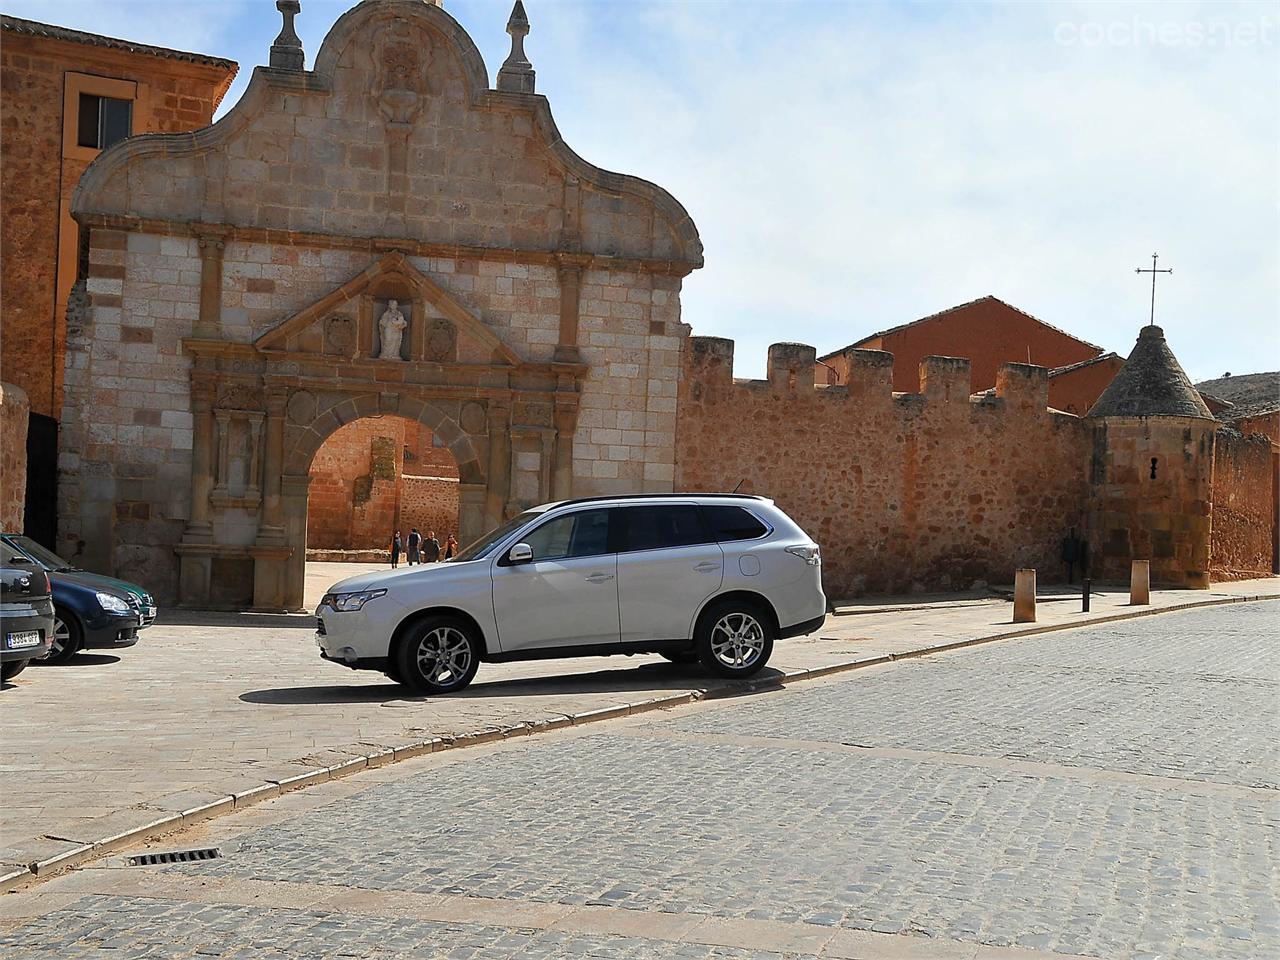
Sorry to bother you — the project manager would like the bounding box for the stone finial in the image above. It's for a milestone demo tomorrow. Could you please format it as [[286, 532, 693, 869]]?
[[270, 0, 304, 71], [496, 0, 536, 94]]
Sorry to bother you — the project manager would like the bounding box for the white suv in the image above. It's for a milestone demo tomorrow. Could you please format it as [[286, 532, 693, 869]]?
[[316, 494, 825, 694]]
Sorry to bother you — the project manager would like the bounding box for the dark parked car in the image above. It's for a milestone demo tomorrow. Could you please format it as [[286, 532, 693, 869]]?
[[1, 551, 55, 681], [0, 535, 155, 664]]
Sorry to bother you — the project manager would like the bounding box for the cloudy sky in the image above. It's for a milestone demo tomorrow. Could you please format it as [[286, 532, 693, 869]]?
[[13, 0, 1276, 381]]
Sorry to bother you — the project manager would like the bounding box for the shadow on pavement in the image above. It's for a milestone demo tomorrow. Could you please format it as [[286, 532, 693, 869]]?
[[239, 663, 786, 705], [157, 610, 313, 629], [32, 653, 122, 667]]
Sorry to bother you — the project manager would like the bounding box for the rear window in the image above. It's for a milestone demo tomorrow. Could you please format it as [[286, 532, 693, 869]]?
[[620, 505, 712, 552], [701, 505, 769, 542]]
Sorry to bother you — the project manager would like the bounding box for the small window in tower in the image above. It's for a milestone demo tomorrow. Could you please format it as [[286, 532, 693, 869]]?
[[1150, 457, 1159, 480], [77, 93, 133, 150]]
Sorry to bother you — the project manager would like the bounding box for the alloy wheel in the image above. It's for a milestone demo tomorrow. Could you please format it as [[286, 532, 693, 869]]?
[[413, 626, 473, 687], [709, 611, 766, 669], [42, 616, 71, 660]]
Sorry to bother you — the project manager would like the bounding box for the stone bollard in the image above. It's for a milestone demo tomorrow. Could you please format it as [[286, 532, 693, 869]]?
[[1130, 560, 1151, 605], [1013, 568, 1036, 623]]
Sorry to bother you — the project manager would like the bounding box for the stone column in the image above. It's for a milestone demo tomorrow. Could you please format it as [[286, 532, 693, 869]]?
[[258, 388, 287, 540], [212, 411, 231, 497], [458, 483, 487, 545], [553, 254, 589, 363], [246, 414, 264, 501], [185, 380, 216, 536], [194, 232, 227, 339], [251, 389, 294, 611], [485, 401, 510, 530], [552, 402, 577, 501]]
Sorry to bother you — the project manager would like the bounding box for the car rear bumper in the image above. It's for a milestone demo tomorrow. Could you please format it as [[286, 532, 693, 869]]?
[[1, 605, 55, 662], [778, 613, 827, 639]]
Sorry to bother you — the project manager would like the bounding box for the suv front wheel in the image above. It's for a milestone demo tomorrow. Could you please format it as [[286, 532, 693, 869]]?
[[695, 599, 774, 679], [394, 615, 481, 695]]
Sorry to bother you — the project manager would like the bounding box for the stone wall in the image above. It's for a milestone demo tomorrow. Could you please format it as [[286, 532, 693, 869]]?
[[399, 475, 460, 544], [1210, 429, 1277, 579], [0, 382, 30, 531], [676, 340, 1093, 598], [57, 230, 202, 591]]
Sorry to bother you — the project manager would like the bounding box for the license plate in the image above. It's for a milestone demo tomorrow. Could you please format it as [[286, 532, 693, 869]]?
[[6, 631, 41, 650]]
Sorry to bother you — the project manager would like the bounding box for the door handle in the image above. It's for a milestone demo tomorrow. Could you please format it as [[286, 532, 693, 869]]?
[[694, 561, 721, 572], [584, 573, 615, 583]]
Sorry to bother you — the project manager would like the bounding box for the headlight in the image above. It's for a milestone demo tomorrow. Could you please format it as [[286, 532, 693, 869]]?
[[96, 591, 132, 614], [785, 545, 821, 566], [326, 589, 387, 612]]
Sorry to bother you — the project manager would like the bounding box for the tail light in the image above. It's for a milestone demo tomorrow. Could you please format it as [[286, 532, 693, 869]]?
[[785, 544, 821, 566], [42, 572, 51, 594]]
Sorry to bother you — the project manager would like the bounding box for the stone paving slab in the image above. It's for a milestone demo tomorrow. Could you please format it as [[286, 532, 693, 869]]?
[[1, 567, 1275, 890]]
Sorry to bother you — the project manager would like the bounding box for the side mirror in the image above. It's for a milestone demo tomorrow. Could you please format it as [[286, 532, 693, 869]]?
[[507, 543, 533, 564]]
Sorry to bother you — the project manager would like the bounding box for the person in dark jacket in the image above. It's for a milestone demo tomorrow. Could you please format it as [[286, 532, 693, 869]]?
[[390, 531, 403, 568], [423, 530, 441, 563], [407, 528, 422, 565]]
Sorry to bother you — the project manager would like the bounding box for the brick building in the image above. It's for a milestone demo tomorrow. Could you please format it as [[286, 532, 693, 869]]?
[[0, 15, 236, 542], [816, 297, 1103, 394]]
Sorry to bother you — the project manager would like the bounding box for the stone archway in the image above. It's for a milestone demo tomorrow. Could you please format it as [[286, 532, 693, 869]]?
[[275, 394, 488, 609]]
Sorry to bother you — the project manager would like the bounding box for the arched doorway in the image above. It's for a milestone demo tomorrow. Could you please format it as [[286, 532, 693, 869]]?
[[305, 414, 462, 563]]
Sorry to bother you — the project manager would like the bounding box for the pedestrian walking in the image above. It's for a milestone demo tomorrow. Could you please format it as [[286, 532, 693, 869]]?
[[423, 530, 441, 563], [407, 528, 422, 565], [443, 534, 458, 560], [390, 530, 403, 568]]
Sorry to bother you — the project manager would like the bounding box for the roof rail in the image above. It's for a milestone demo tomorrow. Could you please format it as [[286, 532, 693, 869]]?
[[555, 492, 766, 507]]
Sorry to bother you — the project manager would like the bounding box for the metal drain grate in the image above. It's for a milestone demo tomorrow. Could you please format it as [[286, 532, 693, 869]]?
[[127, 847, 221, 867]]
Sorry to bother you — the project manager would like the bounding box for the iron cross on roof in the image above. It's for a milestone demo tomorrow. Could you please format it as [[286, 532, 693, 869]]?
[[1136, 252, 1173, 325]]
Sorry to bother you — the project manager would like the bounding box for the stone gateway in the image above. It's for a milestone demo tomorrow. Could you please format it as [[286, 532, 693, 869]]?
[[64, 0, 700, 610]]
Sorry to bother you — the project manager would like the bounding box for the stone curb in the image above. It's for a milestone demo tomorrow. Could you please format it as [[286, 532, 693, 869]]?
[[4, 591, 1274, 893]]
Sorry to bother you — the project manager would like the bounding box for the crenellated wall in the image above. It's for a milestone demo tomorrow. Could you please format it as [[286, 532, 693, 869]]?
[[676, 339, 1093, 598]]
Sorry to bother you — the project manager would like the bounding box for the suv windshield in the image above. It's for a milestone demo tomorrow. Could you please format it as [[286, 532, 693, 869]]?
[[450, 511, 544, 563], [3, 535, 75, 572]]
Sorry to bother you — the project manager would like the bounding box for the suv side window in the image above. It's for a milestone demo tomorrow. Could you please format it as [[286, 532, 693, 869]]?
[[521, 509, 613, 561], [619, 505, 712, 553], [701, 505, 769, 542]]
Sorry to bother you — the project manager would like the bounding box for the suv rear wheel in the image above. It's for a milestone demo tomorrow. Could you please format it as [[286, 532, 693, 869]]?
[[695, 599, 774, 679], [394, 615, 481, 695]]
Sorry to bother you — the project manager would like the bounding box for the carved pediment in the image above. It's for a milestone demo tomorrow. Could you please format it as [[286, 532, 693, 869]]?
[[253, 251, 521, 366]]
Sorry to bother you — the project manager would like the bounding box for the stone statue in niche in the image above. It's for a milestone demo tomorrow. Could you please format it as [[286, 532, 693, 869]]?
[[374, 25, 427, 126], [378, 300, 408, 360]]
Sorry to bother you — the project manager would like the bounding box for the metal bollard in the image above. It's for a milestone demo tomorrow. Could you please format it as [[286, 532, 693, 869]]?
[[1082, 578, 1091, 612], [1130, 560, 1150, 605], [1013, 568, 1036, 623]]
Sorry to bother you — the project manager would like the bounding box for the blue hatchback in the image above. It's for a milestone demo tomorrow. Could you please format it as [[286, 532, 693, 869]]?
[[0, 535, 156, 664]]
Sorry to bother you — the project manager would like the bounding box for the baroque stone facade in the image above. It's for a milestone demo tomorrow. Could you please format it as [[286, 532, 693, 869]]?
[[62, 0, 700, 609]]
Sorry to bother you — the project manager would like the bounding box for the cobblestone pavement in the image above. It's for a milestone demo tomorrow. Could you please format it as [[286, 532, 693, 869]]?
[[4, 601, 1276, 959], [0, 895, 802, 960]]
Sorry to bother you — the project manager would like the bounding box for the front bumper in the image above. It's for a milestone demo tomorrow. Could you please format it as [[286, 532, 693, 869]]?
[[1, 604, 55, 663], [315, 605, 393, 663], [82, 611, 142, 649]]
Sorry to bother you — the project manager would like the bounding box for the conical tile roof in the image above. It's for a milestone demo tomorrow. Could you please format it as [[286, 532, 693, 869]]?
[[1087, 325, 1214, 420]]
